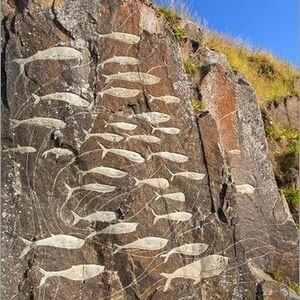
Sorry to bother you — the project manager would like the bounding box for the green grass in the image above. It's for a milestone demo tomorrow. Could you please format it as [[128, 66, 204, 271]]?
[[157, 6, 187, 41], [267, 268, 300, 295], [184, 58, 199, 75], [282, 188, 300, 206], [265, 125, 299, 157], [203, 31, 299, 103], [265, 125, 299, 142], [158, 7, 180, 23]]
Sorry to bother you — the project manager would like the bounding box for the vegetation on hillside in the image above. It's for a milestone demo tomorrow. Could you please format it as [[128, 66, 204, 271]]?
[[157, 7, 187, 41], [203, 31, 299, 103], [156, 0, 299, 103]]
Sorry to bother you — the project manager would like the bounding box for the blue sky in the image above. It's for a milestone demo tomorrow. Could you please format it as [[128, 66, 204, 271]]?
[[158, 0, 299, 66]]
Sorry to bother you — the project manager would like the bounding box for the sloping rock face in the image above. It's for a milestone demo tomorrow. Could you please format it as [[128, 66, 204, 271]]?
[[1, 0, 298, 299]]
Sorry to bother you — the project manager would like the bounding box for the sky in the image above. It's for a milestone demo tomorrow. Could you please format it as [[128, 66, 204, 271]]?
[[159, 0, 299, 66]]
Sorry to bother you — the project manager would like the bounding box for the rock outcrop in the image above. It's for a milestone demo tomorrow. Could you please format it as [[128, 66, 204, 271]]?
[[1, 0, 298, 299]]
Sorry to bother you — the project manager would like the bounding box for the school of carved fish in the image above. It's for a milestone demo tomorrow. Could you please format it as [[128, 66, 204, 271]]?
[[11, 28, 230, 295]]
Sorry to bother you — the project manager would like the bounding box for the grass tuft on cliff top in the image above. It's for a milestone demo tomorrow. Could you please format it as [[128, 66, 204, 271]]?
[[202, 31, 299, 102], [155, 1, 299, 103]]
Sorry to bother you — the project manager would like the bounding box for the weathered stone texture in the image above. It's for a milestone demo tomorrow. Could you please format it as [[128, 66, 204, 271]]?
[[1, 1, 298, 299]]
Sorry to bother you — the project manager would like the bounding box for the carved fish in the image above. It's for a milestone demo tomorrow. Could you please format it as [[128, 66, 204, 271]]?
[[151, 209, 192, 224], [149, 95, 181, 104], [81, 166, 128, 178], [134, 177, 169, 189], [148, 152, 189, 163], [65, 183, 116, 200], [161, 255, 228, 291], [12, 46, 82, 75], [83, 130, 124, 143], [99, 87, 140, 98], [114, 237, 168, 254], [154, 191, 185, 202], [160, 243, 209, 263], [99, 32, 141, 44], [32, 92, 92, 109], [39, 264, 105, 287], [71, 210, 117, 225], [228, 149, 241, 155], [3, 145, 37, 154], [104, 121, 137, 131], [129, 112, 171, 125], [100, 56, 140, 68], [98, 142, 144, 164], [236, 184, 255, 194], [167, 168, 206, 181], [10, 117, 66, 130], [19, 234, 85, 258], [151, 126, 181, 135], [42, 148, 74, 159], [103, 72, 160, 85], [88, 222, 139, 238], [124, 133, 161, 144]]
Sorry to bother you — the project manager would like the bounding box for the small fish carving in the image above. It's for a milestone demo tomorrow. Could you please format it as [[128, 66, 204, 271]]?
[[154, 191, 185, 203], [148, 152, 189, 163], [134, 177, 169, 190], [149, 95, 181, 104], [99, 32, 141, 44], [103, 72, 160, 85], [88, 222, 139, 238], [65, 183, 116, 200], [151, 126, 181, 135], [10, 117, 66, 130], [167, 168, 206, 181], [151, 209, 192, 224], [12, 46, 82, 75], [104, 121, 137, 131], [114, 237, 168, 254], [39, 264, 105, 287], [71, 210, 117, 225], [99, 87, 140, 98], [129, 112, 171, 125], [124, 133, 161, 144], [160, 243, 209, 263], [100, 56, 140, 68], [3, 145, 37, 154], [236, 184, 255, 194], [32, 93, 92, 109], [81, 166, 128, 179], [19, 234, 85, 258], [98, 143, 144, 164], [83, 130, 124, 143], [161, 255, 228, 291], [42, 148, 74, 159]]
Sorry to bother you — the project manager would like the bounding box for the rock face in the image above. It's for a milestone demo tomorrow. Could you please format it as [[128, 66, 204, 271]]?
[[1, 0, 298, 299]]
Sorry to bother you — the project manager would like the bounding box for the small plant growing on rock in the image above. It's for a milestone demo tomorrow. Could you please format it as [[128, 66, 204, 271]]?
[[173, 25, 187, 41], [184, 58, 199, 75], [158, 7, 180, 23], [191, 99, 206, 113]]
